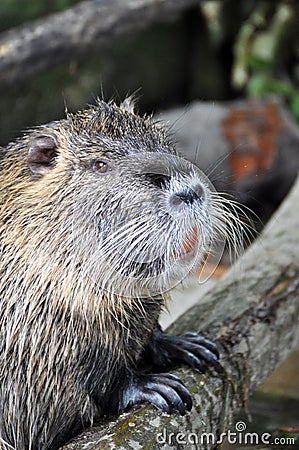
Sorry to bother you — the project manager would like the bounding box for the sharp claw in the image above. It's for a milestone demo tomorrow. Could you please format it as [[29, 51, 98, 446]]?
[[144, 391, 172, 414], [123, 373, 192, 416], [151, 373, 184, 384], [167, 337, 221, 372], [187, 346, 222, 374], [146, 382, 186, 415], [182, 333, 220, 358], [212, 360, 224, 374], [165, 378, 192, 411], [176, 384, 191, 410], [192, 345, 219, 364], [141, 330, 221, 379], [148, 374, 192, 412], [181, 351, 206, 372]]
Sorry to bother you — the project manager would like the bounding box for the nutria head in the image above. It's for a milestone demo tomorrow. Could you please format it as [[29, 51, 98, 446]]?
[[0, 100, 232, 305]]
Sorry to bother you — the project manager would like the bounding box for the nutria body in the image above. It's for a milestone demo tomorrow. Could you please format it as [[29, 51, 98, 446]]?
[[0, 100, 224, 450]]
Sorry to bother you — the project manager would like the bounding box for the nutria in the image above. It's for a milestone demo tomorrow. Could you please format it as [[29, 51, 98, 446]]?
[[0, 100, 232, 450]]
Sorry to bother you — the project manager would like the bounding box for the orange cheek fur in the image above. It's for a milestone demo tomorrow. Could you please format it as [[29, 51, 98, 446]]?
[[182, 227, 198, 254]]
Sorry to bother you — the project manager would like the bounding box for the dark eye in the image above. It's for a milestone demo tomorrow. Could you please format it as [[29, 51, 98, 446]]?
[[93, 160, 112, 174]]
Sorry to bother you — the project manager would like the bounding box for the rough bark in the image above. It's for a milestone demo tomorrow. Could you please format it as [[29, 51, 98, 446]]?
[[0, 0, 199, 86], [61, 177, 299, 447]]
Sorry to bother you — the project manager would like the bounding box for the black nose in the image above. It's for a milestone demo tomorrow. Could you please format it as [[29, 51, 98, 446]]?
[[171, 185, 204, 206]]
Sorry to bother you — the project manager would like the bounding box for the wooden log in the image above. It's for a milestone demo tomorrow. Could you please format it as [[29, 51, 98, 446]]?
[[0, 0, 199, 86], [61, 173, 299, 448]]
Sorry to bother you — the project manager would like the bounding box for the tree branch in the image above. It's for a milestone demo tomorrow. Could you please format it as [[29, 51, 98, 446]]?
[[61, 173, 299, 448], [0, 0, 199, 86]]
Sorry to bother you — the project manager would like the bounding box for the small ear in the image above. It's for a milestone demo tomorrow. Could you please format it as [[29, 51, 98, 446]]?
[[27, 134, 58, 176]]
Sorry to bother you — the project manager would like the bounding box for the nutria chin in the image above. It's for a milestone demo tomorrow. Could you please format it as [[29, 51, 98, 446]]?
[[0, 99, 231, 450]]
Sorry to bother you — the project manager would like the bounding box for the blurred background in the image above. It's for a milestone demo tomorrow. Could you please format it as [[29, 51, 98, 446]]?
[[0, 0, 298, 447], [1, 0, 299, 145]]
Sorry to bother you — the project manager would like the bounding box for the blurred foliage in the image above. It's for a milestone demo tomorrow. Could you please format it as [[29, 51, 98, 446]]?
[[0, 0, 299, 145], [248, 75, 299, 121], [0, 17, 208, 145], [232, 1, 299, 120], [202, 1, 299, 121]]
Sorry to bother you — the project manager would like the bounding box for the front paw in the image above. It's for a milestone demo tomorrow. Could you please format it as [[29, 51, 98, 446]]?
[[174, 332, 222, 373], [143, 328, 222, 373], [121, 373, 192, 415]]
